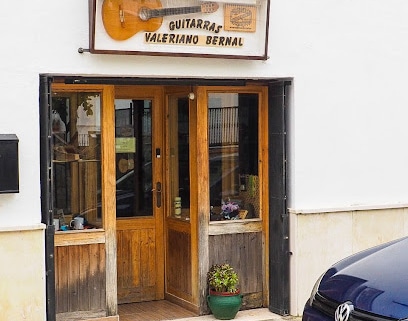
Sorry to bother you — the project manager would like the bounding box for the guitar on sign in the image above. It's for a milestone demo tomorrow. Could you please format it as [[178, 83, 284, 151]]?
[[102, 0, 219, 41]]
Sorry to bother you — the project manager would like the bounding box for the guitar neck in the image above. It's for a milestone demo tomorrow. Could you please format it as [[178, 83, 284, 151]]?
[[148, 6, 202, 19]]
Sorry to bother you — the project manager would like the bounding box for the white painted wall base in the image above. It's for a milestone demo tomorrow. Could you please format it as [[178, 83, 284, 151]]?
[[0, 225, 46, 321], [289, 206, 408, 316]]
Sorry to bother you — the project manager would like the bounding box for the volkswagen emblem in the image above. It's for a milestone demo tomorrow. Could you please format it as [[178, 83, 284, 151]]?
[[335, 302, 354, 321]]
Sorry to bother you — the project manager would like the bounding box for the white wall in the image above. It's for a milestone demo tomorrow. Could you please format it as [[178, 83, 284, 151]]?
[[283, 1, 408, 210], [2, 0, 406, 226]]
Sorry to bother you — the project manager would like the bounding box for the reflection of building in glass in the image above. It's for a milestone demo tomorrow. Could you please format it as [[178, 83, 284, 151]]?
[[208, 93, 259, 219], [52, 92, 102, 228], [77, 96, 101, 147]]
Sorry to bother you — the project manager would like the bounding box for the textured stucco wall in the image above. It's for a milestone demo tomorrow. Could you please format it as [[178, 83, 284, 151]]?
[[0, 226, 46, 321]]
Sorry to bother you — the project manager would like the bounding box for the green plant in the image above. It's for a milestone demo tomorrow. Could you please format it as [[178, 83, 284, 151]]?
[[207, 263, 239, 293]]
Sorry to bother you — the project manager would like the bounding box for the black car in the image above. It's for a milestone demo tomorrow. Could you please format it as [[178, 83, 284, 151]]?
[[303, 236, 408, 321]]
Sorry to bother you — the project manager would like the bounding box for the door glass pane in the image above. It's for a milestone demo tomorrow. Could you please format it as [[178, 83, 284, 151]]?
[[115, 99, 153, 217], [168, 97, 190, 220], [208, 93, 259, 221], [52, 92, 102, 230]]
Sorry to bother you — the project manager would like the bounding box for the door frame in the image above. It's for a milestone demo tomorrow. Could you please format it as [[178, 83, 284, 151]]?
[[163, 87, 200, 311], [268, 81, 291, 315], [195, 85, 270, 313], [41, 77, 288, 319]]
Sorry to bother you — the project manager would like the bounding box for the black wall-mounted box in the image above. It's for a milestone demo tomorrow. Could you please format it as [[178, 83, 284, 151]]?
[[0, 134, 19, 193]]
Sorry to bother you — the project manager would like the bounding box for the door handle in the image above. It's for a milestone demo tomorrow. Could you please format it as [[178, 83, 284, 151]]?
[[156, 182, 162, 208]]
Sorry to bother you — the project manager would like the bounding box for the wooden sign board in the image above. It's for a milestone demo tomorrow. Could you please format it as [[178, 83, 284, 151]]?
[[90, 0, 270, 60]]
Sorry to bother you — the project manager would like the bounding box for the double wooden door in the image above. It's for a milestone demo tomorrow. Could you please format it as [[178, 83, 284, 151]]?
[[114, 86, 194, 305]]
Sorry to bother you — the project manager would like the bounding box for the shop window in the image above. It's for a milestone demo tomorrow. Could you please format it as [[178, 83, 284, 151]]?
[[52, 92, 102, 231], [208, 93, 259, 221]]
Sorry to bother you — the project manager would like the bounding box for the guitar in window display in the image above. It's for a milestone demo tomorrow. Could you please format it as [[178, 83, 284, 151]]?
[[102, 0, 219, 40]]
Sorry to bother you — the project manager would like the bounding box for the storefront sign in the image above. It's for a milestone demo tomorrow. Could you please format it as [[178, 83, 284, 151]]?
[[90, 0, 270, 59]]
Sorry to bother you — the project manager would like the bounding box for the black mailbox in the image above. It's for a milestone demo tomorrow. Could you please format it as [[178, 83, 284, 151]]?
[[0, 134, 19, 193]]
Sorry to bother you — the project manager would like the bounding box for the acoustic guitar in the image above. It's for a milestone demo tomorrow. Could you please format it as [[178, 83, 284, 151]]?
[[102, 0, 219, 41]]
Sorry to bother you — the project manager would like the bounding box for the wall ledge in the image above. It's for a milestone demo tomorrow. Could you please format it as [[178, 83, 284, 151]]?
[[0, 223, 46, 233], [289, 203, 408, 215]]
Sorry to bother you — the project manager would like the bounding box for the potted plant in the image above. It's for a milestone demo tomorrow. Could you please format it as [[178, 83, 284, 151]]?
[[221, 199, 240, 220], [207, 263, 243, 320]]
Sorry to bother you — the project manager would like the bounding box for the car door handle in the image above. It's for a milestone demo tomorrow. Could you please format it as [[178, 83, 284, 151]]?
[[156, 182, 161, 208]]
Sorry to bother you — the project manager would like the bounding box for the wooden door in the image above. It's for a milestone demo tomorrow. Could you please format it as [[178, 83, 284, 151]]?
[[163, 88, 202, 312], [115, 86, 164, 304]]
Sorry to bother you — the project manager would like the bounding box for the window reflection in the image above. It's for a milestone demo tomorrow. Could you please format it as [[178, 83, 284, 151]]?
[[52, 92, 102, 230], [208, 93, 259, 221], [115, 99, 153, 217], [168, 96, 190, 220]]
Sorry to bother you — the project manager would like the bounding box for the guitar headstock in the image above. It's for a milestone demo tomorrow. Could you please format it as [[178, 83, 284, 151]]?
[[201, 2, 219, 14]]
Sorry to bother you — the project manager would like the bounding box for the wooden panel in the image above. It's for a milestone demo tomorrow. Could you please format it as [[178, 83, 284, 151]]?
[[101, 84, 118, 316], [188, 87, 200, 309], [166, 228, 192, 301], [117, 227, 158, 303], [55, 230, 105, 246], [55, 243, 106, 313], [195, 87, 210, 314], [259, 85, 269, 307], [209, 220, 263, 235], [209, 232, 263, 308], [57, 312, 118, 321], [84, 160, 99, 223]]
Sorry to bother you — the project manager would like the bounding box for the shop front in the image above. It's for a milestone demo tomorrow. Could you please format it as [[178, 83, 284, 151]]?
[[5, 1, 408, 321], [40, 78, 289, 320]]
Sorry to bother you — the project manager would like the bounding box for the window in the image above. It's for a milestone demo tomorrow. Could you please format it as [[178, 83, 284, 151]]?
[[168, 95, 190, 220], [208, 93, 259, 221], [52, 91, 102, 230], [115, 99, 153, 217]]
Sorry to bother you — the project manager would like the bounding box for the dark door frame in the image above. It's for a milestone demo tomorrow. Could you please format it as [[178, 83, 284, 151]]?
[[268, 80, 291, 315], [39, 75, 56, 321]]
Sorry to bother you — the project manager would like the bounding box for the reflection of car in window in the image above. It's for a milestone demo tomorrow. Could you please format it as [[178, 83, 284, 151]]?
[[115, 161, 152, 217], [96, 162, 152, 218], [209, 152, 239, 206], [115, 170, 137, 217]]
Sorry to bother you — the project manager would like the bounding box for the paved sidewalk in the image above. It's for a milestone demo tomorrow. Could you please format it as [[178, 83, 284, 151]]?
[[164, 308, 302, 321]]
